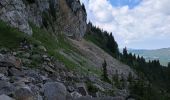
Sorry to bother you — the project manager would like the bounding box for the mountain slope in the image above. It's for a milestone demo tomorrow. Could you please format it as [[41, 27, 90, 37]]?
[[0, 19, 136, 99], [69, 39, 135, 77]]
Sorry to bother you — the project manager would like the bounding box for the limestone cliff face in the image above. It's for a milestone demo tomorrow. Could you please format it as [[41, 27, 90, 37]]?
[[0, 0, 87, 40]]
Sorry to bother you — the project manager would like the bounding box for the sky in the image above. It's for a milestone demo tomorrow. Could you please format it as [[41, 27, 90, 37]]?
[[80, 0, 170, 49]]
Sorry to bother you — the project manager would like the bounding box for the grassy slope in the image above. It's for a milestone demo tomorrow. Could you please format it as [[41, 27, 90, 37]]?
[[0, 20, 101, 76]]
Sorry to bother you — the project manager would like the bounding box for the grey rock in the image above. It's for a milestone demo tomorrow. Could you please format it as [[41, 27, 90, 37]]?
[[0, 67, 8, 75], [0, 0, 32, 35], [0, 54, 22, 69], [0, 80, 14, 95], [0, 73, 9, 80], [43, 65, 55, 73], [24, 70, 43, 84], [43, 82, 67, 100], [0, 94, 14, 100], [76, 83, 88, 96], [14, 87, 34, 100], [0, 0, 86, 40], [71, 91, 82, 99], [67, 86, 75, 92], [8, 68, 24, 76]]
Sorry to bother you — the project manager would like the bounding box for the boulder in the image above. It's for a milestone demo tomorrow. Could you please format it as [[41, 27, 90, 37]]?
[[71, 91, 82, 99], [0, 94, 14, 100], [0, 80, 14, 95], [43, 82, 67, 100], [0, 73, 8, 81], [43, 65, 55, 73], [14, 87, 34, 100], [0, 67, 8, 75], [8, 68, 24, 76], [76, 83, 88, 96], [0, 54, 22, 69], [24, 70, 43, 84]]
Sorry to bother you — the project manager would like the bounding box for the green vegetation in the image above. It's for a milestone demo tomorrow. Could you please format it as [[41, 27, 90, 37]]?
[[84, 22, 119, 58], [84, 22, 170, 99], [101, 60, 111, 83], [31, 23, 79, 69], [86, 82, 99, 97], [0, 21, 31, 49], [0, 20, 102, 77]]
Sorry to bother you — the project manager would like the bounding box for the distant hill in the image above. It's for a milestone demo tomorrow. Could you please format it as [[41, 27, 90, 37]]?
[[128, 48, 170, 66]]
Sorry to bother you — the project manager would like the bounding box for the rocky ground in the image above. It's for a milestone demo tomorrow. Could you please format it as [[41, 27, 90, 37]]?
[[0, 39, 131, 100]]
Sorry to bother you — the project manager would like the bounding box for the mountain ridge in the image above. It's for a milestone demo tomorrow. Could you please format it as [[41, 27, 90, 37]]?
[[128, 48, 170, 66]]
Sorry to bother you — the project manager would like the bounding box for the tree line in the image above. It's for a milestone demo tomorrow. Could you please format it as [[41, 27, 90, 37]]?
[[85, 22, 170, 99]]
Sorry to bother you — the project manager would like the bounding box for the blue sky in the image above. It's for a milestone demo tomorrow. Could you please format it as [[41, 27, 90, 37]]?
[[80, 0, 170, 49], [109, 0, 141, 9]]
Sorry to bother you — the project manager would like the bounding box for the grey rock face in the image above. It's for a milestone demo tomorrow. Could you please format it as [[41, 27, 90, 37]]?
[[0, 0, 87, 40], [0, 0, 32, 35], [43, 82, 67, 100]]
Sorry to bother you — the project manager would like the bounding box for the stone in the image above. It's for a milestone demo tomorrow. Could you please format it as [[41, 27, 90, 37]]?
[[8, 68, 24, 76], [67, 86, 75, 92], [0, 94, 14, 100], [44, 65, 55, 73], [38, 46, 47, 52], [6, 55, 22, 69], [14, 87, 34, 100], [0, 80, 14, 95], [0, 54, 22, 69], [76, 83, 88, 96], [0, 73, 8, 80], [43, 82, 67, 100], [0, 67, 8, 75], [71, 91, 82, 99], [24, 70, 43, 84]]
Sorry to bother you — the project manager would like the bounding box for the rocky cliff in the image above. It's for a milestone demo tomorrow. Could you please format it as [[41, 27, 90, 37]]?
[[0, 0, 87, 40]]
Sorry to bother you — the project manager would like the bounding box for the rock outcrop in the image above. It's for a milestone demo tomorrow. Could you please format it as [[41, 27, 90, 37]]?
[[0, 0, 87, 40]]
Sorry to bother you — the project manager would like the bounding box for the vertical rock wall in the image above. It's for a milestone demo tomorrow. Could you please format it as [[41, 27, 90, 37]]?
[[0, 0, 87, 40]]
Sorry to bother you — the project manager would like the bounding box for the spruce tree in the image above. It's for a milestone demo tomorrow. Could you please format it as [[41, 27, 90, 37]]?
[[102, 59, 110, 83]]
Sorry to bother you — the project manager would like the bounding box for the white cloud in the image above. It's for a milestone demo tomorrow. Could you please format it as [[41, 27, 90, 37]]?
[[80, 0, 170, 49]]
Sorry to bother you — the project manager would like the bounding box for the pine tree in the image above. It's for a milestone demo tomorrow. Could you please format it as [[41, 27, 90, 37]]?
[[123, 47, 128, 58], [168, 62, 170, 67], [102, 59, 110, 83]]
